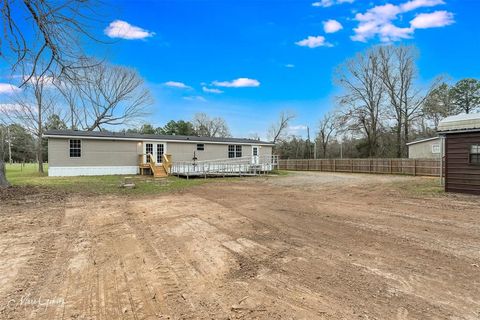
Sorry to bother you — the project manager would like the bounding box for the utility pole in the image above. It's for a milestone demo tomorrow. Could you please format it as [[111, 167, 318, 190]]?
[[306, 126, 311, 159]]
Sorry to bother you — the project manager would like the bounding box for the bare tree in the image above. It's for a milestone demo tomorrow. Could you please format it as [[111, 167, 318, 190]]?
[[248, 132, 261, 140], [61, 59, 152, 131], [0, 0, 98, 86], [378, 46, 414, 157], [317, 112, 338, 158], [192, 112, 231, 137], [53, 76, 83, 130], [0, 75, 57, 173], [0, 0, 102, 187], [268, 111, 295, 144], [336, 49, 384, 157]]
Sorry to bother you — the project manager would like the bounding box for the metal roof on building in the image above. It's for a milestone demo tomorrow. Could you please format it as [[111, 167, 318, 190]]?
[[437, 113, 480, 133], [406, 136, 439, 146], [44, 130, 275, 146]]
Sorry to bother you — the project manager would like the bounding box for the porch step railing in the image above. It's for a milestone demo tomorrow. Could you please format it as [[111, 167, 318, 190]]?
[[138, 153, 169, 177]]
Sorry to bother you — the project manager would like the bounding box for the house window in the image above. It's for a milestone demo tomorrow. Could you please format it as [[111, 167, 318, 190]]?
[[197, 144, 204, 151], [236, 145, 242, 158], [228, 145, 242, 158], [470, 145, 480, 165], [228, 145, 235, 158], [69, 139, 81, 158]]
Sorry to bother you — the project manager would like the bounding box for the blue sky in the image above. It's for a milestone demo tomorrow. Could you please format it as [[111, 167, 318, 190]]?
[[2, 0, 479, 138]]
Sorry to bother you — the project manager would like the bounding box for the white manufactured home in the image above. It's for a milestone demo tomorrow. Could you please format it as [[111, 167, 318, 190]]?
[[44, 130, 277, 177]]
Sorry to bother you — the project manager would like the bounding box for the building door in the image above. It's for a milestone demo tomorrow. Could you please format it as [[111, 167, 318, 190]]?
[[144, 142, 166, 164], [252, 146, 259, 164], [156, 143, 165, 164], [145, 143, 153, 163]]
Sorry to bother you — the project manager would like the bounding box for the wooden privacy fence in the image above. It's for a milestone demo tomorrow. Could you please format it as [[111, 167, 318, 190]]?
[[278, 158, 442, 177]]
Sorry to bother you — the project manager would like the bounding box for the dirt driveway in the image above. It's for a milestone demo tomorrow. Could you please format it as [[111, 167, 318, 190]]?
[[0, 172, 479, 319]]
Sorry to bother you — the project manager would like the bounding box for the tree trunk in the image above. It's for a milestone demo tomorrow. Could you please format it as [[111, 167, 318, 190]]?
[[0, 128, 9, 188], [37, 138, 44, 174], [403, 121, 409, 158], [0, 160, 9, 188], [396, 122, 402, 158]]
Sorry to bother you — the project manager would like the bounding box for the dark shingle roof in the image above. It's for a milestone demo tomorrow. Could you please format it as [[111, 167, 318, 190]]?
[[44, 130, 274, 145]]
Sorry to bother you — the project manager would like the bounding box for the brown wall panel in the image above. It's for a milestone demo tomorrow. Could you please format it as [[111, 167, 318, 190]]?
[[445, 132, 480, 195]]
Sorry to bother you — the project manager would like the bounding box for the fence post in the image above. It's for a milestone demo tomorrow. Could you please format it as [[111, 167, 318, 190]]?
[[333, 159, 336, 172], [351, 159, 354, 173], [369, 159, 372, 173], [389, 159, 392, 174], [413, 159, 416, 176]]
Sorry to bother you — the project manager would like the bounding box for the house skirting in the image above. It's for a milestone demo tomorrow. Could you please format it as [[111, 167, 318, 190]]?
[[48, 166, 139, 177]]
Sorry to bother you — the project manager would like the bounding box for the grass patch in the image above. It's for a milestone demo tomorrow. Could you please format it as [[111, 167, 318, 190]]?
[[390, 176, 444, 196], [5, 163, 217, 195], [269, 169, 290, 176]]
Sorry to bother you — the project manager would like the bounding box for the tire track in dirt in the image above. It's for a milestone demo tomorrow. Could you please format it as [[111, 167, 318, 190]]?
[[0, 199, 66, 320], [123, 199, 240, 319]]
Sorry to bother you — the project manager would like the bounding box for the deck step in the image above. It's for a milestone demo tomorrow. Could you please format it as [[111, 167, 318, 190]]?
[[152, 165, 168, 178]]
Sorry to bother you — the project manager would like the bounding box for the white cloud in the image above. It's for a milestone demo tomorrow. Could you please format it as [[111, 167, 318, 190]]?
[[351, 0, 452, 42], [400, 0, 445, 12], [312, 0, 354, 8], [202, 87, 223, 94], [410, 10, 454, 29], [285, 64, 295, 68], [183, 96, 207, 102], [104, 20, 155, 40], [164, 81, 191, 89], [0, 103, 22, 113], [323, 19, 343, 33], [0, 83, 21, 94], [212, 78, 260, 88], [287, 125, 308, 136], [295, 36, 333, 48]]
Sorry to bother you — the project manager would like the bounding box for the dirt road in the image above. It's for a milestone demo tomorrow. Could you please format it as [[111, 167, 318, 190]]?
[[1, 172, 479, 319]]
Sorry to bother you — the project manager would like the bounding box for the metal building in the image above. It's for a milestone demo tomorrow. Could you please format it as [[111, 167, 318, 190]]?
[[438, 114, 480, 195]]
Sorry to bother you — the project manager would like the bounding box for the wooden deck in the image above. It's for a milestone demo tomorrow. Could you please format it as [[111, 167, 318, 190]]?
[[139, 154, 278, 179], [170, 156, 278, 179]]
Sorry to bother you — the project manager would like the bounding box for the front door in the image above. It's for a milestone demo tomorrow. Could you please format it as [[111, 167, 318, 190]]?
[[145, 143, 153, 163], [156, 143, 165, 164], [144, 142, 165, 164], [252, 146, 259, 164]]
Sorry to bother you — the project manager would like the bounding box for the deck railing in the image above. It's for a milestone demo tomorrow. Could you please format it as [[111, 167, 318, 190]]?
[[170, 155, 279, 176]]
